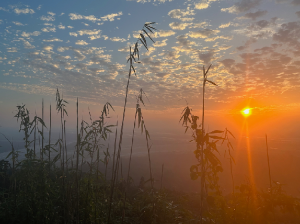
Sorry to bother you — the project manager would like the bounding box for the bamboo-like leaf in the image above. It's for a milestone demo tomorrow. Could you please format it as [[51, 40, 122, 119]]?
[[145, 26, 154, 34], [131, 65, 136, 76], [141, 120, 144, 133], [206, 80, 217, 86], [205, 64, 212, 76], [142, 29, 155, 43], [209, 130, 223, 134], [231, 155, 236, 165], [145, 129, 150, 140], [145, 25, 157, 31], [139, 37, 148, 51], [64, 109, 68, 116], [145, 22, 156, 25], [209, 135, 225, 140], [185, 126, 189, 133], [137, 108, 142, 128], [227, 129, 235, 139], [131, 53, 136, 62], [6, 151, 13, 159], [38, 117, 47, 128]]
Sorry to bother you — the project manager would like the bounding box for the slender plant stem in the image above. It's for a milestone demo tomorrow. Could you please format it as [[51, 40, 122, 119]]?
[[42, 99, 44, 161], [108, 47, 132, 224], [49, 104, 51, 173], [265, 134, 272, 193], [200, 66, 206, 224], [34, 111, 36, 157], [126, 109, 137, 185], [76, 97, 79, 224], [160, 164, 164, 190], [108, 123, 118, 224], [64, 120, 68, 171]]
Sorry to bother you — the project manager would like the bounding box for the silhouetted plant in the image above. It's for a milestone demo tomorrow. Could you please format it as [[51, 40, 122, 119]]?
[[108, 22, 156, 224], [180, 65, 224, 223]]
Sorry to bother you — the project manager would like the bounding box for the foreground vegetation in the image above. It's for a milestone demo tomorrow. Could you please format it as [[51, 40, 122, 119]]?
[[1, 22, 300, 224], [1, 151, 300, 223]]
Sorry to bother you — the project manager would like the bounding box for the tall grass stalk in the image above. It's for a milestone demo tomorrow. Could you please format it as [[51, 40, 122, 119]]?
[[126, 98, 138, 186], [49, 104, 51, 173], [200, 65, 211, 223], [34, 111, 37, 157], [160, 164, 164, 190], [108, 123, 118, 224], [265, 134, 272, 193], [64, 120, 68, 171], [76, 97, 79, 224], [42, 99, 44, 161], [108, 22, 156, 223]]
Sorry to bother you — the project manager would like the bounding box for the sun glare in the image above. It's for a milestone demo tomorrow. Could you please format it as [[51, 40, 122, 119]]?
[[241, 108, 252, 117]]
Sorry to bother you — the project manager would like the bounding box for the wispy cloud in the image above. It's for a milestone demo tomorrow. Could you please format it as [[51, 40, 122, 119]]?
[[219, 22, 238, 29], [153, 39, 168, 47], [21, 31, 41, 37], [42, 45, 53, 51], [0, 7, 9, 12], [221, 0, 262, 14], [12, 21, 26, 26], [40, 12, 55, 21], [69, 32, 78, 37], [58, 24, 65, 29], [127, 0, 172, 4], [169, 22, 191, 30], [243, 10, 267, 20], [78, 29, 101, 36], [14, 7, 35, 14], [101, 11, 122, 21], [43, 38, 63, 42], [110, 37, 127, 42], [75, 40, 89, 45], [157, 30, 176, 37], [194, 0, 218, 10], [7, 47, 18, 52], [168, 8, 195, 21], [41, 27, 56, 32], [188, 29, 220, 38], [69, 13, 101, 22]]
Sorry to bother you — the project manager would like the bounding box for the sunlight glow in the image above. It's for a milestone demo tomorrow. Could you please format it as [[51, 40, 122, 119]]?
[[241, 108, 252, 117]]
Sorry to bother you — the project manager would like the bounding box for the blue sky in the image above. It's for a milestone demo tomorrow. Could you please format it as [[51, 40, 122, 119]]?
[[1, 0, 300, 134]]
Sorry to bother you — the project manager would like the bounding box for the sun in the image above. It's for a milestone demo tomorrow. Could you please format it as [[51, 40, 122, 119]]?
[[241, 108, 252, 117]]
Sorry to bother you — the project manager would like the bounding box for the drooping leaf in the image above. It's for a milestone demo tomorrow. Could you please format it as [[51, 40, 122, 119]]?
[[227, 129, 235, 139], [145, 25, 157, 31], [145, 25, 154, 34], [139, 36, 148, 51], [131, 65, 136, 76], [209, 130, 223, 134], [205, 64, 212, 76], [145, 22, 156, 25], [209, 135, 225, 140], [185, 126, 189, 133], [142, 29, 155, 43], [206, 80, 217, 86], [145, 129, 151, 140]]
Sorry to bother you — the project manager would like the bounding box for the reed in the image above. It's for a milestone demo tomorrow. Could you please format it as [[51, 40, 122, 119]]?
[[265, 134, 272, 193], [49, 104, 51, 173], [42, 99, 44, 161], [107, 22, 156, 223]]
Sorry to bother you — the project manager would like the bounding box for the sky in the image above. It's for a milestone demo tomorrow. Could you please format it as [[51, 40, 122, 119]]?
[[0, 0, 300, 139]]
